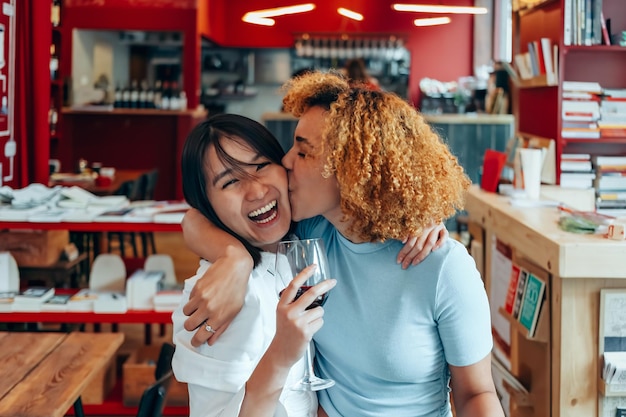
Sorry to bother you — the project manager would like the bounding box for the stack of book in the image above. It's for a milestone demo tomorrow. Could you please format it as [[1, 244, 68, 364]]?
[[41, 294, 73, 312], [503, 264, 546, 338], [11, 287, 55, 312], [126, 270, 165, 310], [513, 37, 558, 84], [560, 153, 596, 189], [563, 0, 606, 46], [593, 156, 626, 217], [0, 291, 18, 312], [561, 81, 602, 139], [598, 89, 626, 138]]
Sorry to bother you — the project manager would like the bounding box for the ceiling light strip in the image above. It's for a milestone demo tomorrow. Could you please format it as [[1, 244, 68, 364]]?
[[414, 16, 452, 26], [338, 7, 364, 21], [242, 3, 316, 26], [393, 3, 488, 14]]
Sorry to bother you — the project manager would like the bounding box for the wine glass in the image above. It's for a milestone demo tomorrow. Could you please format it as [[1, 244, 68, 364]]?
[[275, 238, 335, 391]]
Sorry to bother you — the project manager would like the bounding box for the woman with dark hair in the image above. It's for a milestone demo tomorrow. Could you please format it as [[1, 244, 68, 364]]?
[[173, 113, 335, 417]]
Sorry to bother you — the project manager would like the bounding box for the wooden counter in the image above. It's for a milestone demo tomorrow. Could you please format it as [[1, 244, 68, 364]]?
[[466, 185, 626, 417], [56, 107, 207, 201]]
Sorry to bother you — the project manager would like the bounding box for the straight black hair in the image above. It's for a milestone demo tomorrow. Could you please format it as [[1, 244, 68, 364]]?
[[181, 113, 288, 267]]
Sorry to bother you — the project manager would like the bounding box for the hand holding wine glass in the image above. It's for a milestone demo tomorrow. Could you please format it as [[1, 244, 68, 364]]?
[[275, 238, 336, 391]]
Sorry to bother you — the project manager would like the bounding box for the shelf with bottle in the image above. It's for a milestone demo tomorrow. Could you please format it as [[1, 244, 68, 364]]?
[[113, 80, 187, 111]]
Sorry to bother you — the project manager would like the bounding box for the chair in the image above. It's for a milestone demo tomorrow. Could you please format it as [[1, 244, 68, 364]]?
[[145, 254, 177, 337], [144, 254, 177, 287], [135, 370, 173, 417], [89, 253, 126, 292], [135, 342, 175, 417], [155, 342, 175, 380], [1, 252, 20, 292], [89, 253, 126, 333]]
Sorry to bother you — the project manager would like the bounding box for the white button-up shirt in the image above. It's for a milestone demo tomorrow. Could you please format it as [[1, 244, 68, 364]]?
[[172, 252, 317, 417]]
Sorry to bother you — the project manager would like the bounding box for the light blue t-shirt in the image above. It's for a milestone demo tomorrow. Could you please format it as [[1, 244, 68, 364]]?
[[297, 216, 493, 417]]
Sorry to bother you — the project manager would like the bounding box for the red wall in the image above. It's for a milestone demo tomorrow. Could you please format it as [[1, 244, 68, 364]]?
[[62, 0, 474, 107], [208, 0, 475, 105]]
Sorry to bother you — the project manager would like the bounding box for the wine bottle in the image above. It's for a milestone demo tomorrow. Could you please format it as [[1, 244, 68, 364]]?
[[138, 80, 148, 109], [121, 83, 130, 108], [49, 44, 59, 81], [169, 81, 180, 110], [48, 103, 58, 136], [51, 0, 61, 27], [153, 80, 162, 109], [129, 80, 139, 109], [113, 83, 122, 108], [161, 81, 171, 110]]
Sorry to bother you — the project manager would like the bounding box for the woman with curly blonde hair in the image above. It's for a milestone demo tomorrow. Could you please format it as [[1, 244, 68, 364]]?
[[180, 71, 503, 417]]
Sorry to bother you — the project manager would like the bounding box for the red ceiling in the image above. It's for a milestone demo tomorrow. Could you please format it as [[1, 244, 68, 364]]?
[[208, 0, 477, 47]]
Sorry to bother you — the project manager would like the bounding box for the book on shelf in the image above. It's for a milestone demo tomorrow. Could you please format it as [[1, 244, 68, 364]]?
[[14, 287, 55, 303], [560, 160, 593, 172], [41, 294, 72, 312], [503, 264, 521, 315], [126, 269, 165, 310], [539, 38, 558, 84], [512, 269, 528, 319], [562, 99, 600, 122], [561, 128, 601, 139], [592, 155, 626, 170], [562, 81, 603, 94], [596, 176, 626, 191], [153, 288, 184, 312], [561, 153, 591, 160], [560, 172, 596, 189], [93, 292, 127, 314], [598, 191, 626, 201], [0, 291, 17, 312], [518, 273, 546, 337], [67, 288, 97, 312]]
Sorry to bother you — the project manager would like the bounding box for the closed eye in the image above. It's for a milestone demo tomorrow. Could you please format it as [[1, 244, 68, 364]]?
[[256, 162, 271, 171], [221, 178, 238, 189]]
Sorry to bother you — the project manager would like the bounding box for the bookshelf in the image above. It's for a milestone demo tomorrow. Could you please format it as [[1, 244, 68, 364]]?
[[512, 0, 626, 186]]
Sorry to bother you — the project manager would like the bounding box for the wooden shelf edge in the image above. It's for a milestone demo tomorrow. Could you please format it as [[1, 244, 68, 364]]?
[[518, 132, 554, 142], [563, 45, 626, 53], [514, 0, 558, 14], [516, 74, 558, 89]]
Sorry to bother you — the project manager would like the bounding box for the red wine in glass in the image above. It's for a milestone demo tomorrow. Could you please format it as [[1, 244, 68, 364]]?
[[280, 285, 328, 309], [275, 238, 335, 391]]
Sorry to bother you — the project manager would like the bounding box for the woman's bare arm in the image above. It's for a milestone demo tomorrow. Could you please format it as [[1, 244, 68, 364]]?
[[181, 208, 253, 346], [396, 222, 449, 269]]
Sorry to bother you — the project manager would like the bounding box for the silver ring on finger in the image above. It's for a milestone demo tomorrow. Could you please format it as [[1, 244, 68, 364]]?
[[203, 320, 216, 334]]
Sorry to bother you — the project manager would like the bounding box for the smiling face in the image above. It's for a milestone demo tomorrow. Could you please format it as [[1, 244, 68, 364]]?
[[281, 106, 342, 224], [204, 136, 292, 252]]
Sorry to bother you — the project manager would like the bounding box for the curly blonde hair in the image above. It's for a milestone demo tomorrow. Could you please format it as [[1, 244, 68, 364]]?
[[283, 71, 470, 241]]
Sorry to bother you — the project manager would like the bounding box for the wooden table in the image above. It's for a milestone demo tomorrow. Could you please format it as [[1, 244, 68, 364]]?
[[49, 169, 149, 196], [0, 331, 124, 417]]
